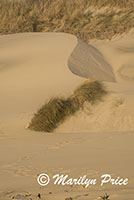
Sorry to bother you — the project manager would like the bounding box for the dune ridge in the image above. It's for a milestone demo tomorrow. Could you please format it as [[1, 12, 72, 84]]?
[[1, 32, 134, 133], [0, 32, 115, 116]]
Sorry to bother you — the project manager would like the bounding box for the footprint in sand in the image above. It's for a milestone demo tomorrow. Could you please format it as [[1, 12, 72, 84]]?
[[48, 140, 71, 150], [0, 130, 6, 139], [48, 136, 91, 150], [1, 163, 34, 177]]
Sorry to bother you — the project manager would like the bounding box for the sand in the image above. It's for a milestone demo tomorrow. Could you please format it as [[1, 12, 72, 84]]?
[[0, 32, 134, 200]]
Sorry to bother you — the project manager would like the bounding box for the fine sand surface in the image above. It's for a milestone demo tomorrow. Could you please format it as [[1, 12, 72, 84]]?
[[0, 32, 134, 200]]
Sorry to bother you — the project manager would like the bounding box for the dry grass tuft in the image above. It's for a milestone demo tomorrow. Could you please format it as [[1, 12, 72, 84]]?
[[28, 97, 77, 132], [28, 80, 107, 132], [72, 80, 107, 107]]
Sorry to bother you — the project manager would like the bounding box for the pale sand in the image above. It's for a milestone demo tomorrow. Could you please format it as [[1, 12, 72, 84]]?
[[0, 32, 134, 200]]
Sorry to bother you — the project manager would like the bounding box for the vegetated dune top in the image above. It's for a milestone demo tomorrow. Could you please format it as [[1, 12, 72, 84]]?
[[0, 32, 114, 116], [1, 0, 134, 42]]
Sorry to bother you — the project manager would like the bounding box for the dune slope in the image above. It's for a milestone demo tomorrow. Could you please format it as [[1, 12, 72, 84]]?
[[0, 32, 134, 200], [57, 31, 134, 133], [0, 32, 114, 117]]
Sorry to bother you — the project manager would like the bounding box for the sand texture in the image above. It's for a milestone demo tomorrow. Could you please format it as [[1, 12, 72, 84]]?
[[0, 32, 134, 200]]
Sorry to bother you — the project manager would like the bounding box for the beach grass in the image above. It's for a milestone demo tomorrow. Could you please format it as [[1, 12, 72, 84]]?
[[0, 0, 134, 41], [28, 80, 107, 132]]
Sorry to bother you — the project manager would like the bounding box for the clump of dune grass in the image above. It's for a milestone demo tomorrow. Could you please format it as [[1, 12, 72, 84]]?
[[28, 97, 77, 132], [71, 80, 107, 108], [28, 80, 107, 132]]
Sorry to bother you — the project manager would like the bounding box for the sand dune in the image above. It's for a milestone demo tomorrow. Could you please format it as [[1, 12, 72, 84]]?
[[0, 32, 115, 117], [57, 31, 134, 133], [0, 32, 134, 200]]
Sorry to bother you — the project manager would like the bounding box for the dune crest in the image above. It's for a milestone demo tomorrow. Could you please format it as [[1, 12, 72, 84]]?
[[0, 32, 134, 133], [0, 32, 114, 117]]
